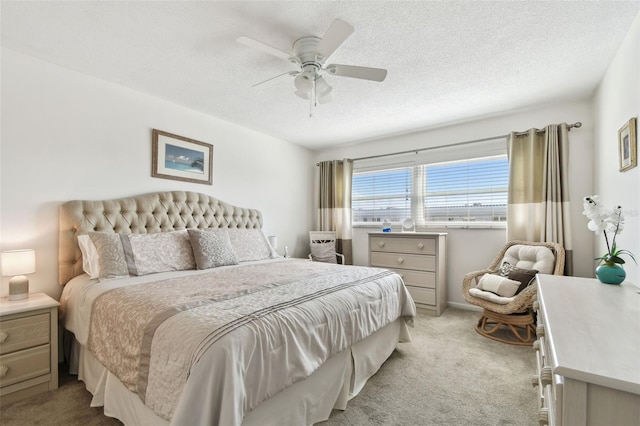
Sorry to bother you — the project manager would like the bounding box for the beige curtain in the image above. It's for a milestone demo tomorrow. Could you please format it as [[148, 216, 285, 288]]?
[[507, 124, 573, 275], [318, 159, 353, 264]]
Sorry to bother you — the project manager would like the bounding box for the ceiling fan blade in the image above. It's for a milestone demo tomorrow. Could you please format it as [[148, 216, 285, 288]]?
[[252, 71, 298, 88], [237, 36, 293, 61], [326, 64, 387, 82], [316, 19, 354, 60]]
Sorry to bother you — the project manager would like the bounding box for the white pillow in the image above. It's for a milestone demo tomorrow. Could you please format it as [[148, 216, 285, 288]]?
[[476, 273, 520, 297], [310, 242, 337, 263], [77, 234, 99, 279], [468, 287, 516, 305]]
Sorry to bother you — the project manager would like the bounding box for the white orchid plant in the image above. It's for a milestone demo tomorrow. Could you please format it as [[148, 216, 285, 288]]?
[[582, 195, 636, 266]]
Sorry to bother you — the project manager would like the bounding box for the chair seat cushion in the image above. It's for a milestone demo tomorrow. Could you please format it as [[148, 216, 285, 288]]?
[[477, 273, 521, 297], [469, 287, 516, 305]]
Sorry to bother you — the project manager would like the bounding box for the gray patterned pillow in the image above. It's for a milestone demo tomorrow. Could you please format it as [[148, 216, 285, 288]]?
[[127, 230, 196, 276], [227, 228, 274, 262], [188, 229, 238, 269], [88, 232, 130, 280]]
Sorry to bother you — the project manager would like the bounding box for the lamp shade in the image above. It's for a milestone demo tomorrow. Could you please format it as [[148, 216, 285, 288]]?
[[1, 249, 36, 276]]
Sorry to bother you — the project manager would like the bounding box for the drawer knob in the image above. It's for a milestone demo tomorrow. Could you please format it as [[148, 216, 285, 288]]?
[[540, 367, 552, 387], [0, 331, 7, 343], [536, 325, 545, 338], [0, 364, 7, 378], [532, 340, 540, 351], [532, 301, 539, 312], [417, 243, 424, 249], [531, 375, 539, 387], [397, 257, 404, 264], [378, 241, 385, 248]]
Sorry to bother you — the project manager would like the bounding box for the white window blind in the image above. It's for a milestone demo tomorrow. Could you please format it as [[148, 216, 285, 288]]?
[[352, 149, 508, 227]]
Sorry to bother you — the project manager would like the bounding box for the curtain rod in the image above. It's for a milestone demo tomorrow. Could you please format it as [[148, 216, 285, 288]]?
[[316, 121, 582, 164]]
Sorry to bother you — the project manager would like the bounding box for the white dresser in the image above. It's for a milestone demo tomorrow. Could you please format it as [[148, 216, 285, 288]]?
[[368, 232, 447, 316], [533, 275, 640, 426]]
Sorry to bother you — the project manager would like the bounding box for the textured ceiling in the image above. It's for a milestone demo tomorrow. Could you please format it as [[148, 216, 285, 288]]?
[[2, 1, 639, 150]]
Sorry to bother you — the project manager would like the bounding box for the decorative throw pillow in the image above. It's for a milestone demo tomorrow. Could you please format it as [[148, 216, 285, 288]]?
[[188, 229, 238, 269], [477, 273, 520, 297], [77, 234, 100, 279], [310, 242, 338, 264], [226, 228, 274, 262], [127, 230, 196, 276], [506, 267, 538, 294], [88, 232, 130, 280]]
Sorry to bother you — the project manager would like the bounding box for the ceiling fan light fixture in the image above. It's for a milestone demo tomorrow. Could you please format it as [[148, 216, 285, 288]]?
[[294, 90, 310, 100], [315, 76, 332, 97]]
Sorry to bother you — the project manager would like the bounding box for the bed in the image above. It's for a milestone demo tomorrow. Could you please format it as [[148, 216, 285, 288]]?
[[58, 191, 416, 425]]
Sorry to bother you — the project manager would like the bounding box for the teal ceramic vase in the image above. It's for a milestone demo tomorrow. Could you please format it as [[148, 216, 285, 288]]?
[[595, 263, 626, 285]]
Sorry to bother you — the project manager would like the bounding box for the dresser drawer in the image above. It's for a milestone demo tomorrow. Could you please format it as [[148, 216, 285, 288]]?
[[371, 252, 435, 271], [0, 313, 50, 355], [0, 344, 50, 388], [370, 236, 436, 255], [388, 268, 435, 289], [406, 286, 436, 306]]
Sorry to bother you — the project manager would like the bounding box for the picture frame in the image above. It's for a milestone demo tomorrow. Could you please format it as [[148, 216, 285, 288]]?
[[152, 129, 213, 185], [618, 117, 637, 172]]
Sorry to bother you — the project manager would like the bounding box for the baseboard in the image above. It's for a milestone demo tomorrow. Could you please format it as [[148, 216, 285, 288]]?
[[447, 302, 482, 312]]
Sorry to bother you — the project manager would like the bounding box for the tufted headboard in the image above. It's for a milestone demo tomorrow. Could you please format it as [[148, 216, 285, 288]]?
[[59, 191, 263, 285]]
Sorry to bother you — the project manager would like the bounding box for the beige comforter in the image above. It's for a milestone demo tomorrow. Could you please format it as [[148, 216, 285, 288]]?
[[87, 259, 415, 424]]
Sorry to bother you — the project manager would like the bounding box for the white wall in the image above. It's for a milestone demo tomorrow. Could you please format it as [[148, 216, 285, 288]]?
[[593, 13, 640, 286], [0, 48, 314, 300], [316, 100, 595, 309]]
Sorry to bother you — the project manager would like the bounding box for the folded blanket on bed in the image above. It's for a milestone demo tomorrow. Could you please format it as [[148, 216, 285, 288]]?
[[87, 259, 415, 422]]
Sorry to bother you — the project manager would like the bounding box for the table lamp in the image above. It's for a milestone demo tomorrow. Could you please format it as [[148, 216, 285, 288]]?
[[1, 249, 36, 300], [267, 236, 278, 255]]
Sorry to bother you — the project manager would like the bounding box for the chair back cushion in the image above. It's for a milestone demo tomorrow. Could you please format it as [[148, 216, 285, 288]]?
[[501, 245, 555, 274], [310, 242, 338, 264]]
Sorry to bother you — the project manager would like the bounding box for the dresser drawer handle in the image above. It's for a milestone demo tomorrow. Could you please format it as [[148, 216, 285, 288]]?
[[417, 243, 424, 249], [536, 325, 545, 338], [0, 364, 8, 378], [532, 301, 539, 312], [540, 367, 552, 387], [0, 331, 7, 343], [397, 257, 404, 264], [538, 407, 549, 426], [378, 241, 385, 248], [532, 340, 540, 351]]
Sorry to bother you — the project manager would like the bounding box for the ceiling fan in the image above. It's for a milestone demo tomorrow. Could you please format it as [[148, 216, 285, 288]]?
[[237, 19, 387, 115]]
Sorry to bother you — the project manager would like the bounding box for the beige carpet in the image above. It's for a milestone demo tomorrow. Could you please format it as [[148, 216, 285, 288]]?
[[0, 308, 537, 425]]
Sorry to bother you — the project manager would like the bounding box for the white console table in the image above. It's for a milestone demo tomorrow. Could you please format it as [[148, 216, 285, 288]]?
[[534, 275, 640, 426]]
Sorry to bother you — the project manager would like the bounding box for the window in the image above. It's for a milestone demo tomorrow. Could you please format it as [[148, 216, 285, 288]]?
[[352, 155, 508, 227]]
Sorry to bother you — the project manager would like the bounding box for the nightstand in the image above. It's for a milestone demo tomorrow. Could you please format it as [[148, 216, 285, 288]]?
[[0, 293, 59, 406]]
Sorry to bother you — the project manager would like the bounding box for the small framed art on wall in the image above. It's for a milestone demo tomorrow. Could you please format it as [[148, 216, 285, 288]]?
[[618, 117, 637, 172]]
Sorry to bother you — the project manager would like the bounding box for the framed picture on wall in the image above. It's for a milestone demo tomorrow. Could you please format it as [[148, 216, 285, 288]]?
[[618, 117, 637, 172], [152, 129, 213, 185]]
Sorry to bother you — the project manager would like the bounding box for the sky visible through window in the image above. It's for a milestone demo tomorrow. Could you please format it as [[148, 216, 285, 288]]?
[[352, 156, 508, 223]]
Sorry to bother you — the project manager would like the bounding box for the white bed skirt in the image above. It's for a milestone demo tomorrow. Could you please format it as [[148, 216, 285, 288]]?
[[71, 317, 410, 426]]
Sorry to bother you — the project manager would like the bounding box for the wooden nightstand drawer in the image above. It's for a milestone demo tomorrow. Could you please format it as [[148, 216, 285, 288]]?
[[406, 286, 435, 306], [370, 252, 435, 271], [0, 344, 50, 388], [0, 313, 50, 355], [388, 268, 435, 289], [370, 236, 436, 255]]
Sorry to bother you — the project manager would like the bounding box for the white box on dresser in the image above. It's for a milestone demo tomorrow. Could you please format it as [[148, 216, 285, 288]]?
[[368, 232, 447, 316], [0, 293, 59, 406], [533, 275, 640, 426]]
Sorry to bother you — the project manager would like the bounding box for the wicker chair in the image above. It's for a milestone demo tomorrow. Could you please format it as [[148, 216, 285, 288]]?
[[462, 240, 565, 346]]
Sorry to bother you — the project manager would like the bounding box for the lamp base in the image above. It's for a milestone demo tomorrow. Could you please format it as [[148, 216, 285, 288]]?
[[9, 275, 29, 301]]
